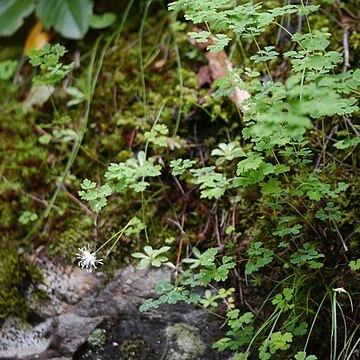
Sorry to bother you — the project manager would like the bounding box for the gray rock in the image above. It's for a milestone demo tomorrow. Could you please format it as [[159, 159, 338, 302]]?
[[74, 302, 230, 360], [0, 317, 53, 359], [0, 260, 230, 360], [49, 313, 104, 356], [32, 261, 102, 317], [74, 266, 170, 317]]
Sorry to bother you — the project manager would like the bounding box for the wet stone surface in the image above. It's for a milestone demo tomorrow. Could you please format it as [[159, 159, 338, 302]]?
[[0, 260, 231, 360]]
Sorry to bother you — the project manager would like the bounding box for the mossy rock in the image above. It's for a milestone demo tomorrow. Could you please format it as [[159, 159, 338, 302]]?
[[165, 323, 206, 360], [0, 246, 44, 320]]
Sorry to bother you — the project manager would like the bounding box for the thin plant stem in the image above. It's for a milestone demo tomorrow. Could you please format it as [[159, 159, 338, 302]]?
[[97, 186, 168, 257], [172, 38, 183, 136], [344, 325, 360, 360], [139, 0, 152, 112], [331, 291, 338, 360], [252, 33, 273, 81], [141, 100, 167, 243], [322, 118, 326, 170]]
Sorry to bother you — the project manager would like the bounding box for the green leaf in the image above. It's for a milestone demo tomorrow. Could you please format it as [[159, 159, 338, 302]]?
[[278, 241, 290, 248], [315, 202, 341, 222], [297, 5, 319, 15], [192, 168, 229, 199], [144, 124, 169, 148], [188, 30, 210, 43], [28, 44, 74, 86], [251, 46, 278, 64], [89, 197, 107, 213], [36, 0, 93, 39], [197, 248, 218, 267], [290, 243, 324, 269], [29, 43, 66, 67], [139, 298, 160, 312], [124, 217, 146, 236], [349, 259, 360, 271], [307, 190, 322, 201], [78, 183, 112, 212], [170, 159, 196, 176], [89, 12, 116, 29], [272, 288, 294, 311], [38, 134, 52, 144], [245, 242, 274, 275], [19, 211, 38, 225], [207, 34, 231, 52], [138, 258, 151, 270], [270, 331, 293, 351], [155, 280, 173, 294], [81, 179, 96, 190], [0, 60, 18, 80], [292, 31, 330, 51], [131, 252, 148, 259], [132, 246, 171, 270], [211, 142, 246, 165], [212, 337, 232, 351], [334, 138, 360, 149], [214, 257, 236, 281], [152, 257, 167, 267], [66, 86, 86, 106], [273, 224, 302, 237], [289, 321, 308, 336], [200, 187, 226, 199], [294, 351, 317, 360], [130, 181, 149, 192], [273, 164, 290, 174], [239, 312, 254, 325], [0, 0, 34, 36], [236, 153, 263, 175], [261, 178, 282, 196]]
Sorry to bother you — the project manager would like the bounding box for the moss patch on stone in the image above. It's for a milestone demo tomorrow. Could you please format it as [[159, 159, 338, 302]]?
[[0, 246, 44, 320], [165, 323, 206, 360]]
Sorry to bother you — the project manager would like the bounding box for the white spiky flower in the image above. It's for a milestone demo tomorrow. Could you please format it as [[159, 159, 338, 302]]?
[[76, 245, 103, 272], [333, 287, 346, 294]]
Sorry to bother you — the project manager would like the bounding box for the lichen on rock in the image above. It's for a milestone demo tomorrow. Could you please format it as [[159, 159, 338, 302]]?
[[165, 323, 206, 360]]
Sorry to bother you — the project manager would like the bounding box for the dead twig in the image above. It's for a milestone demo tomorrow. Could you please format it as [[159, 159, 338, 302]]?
[[214, 211, 222, 250], [167, 215, 186, 277], [61, 184, 93, 216], [343, 26, 350, 72], [345, 118, 360, 137], [332, 0, 357, 72], [332, 221, 348, 252]]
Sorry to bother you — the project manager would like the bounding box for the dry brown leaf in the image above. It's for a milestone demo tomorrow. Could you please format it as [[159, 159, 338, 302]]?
[[22, 85, 54, 113], [197, 65, 212, 87], [23, 21, 52, 56], [189, 27, 250, 112], [153, 59, 167, 69]]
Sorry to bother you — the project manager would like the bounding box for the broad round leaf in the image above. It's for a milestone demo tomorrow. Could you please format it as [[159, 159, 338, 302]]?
[[36, 0, 93, 39], [89, 13, 116, 29], [0, 0, 34, 36]]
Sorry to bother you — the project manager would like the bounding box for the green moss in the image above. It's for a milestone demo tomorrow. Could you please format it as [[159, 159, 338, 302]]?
[[0, 245, 44, 319], [87, 328, 107, 347], [119, 339, 148, 359], [48, 216, 92, 259]]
